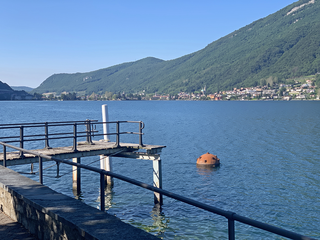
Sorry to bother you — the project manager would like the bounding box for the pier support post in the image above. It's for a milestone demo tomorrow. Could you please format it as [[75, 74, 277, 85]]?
[[100, 155, 113, 187], [153, 157, 163, 205], [101, 104, 113, 187], [39, 157, 43, 184], [3, 145, 6, 167], [72, 157, 81, 195]]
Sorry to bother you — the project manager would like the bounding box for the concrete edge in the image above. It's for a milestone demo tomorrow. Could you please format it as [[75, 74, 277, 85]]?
[[0, 165, 158, 240]]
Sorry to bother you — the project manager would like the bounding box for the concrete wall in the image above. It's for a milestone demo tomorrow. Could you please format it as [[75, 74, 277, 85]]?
[[0, 166, 158, 240]]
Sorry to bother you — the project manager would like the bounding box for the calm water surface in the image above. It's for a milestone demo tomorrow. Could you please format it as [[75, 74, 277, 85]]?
[[1, 101, 319, 239]]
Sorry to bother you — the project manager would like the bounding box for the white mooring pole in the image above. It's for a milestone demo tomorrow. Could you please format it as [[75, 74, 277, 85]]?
[[100, 104, 113, 187], [102, 104, 110, 141], [72, 157, 81, 196], [153, 156, 163, 205]]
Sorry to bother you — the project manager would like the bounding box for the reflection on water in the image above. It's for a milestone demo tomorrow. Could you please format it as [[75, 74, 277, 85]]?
[[196, 165, 220, 176], [95, 185, 115, 210], [150, 205, 170, 237], [73, 190, 84, 201], [127, 204, 171, 239], [104, 186, 114, 210]]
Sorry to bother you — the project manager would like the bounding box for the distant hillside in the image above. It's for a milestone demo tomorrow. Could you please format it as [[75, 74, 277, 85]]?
[[33, 0, 320, 95], [11, 86, 34, 92], [0, 81, 33, 100]]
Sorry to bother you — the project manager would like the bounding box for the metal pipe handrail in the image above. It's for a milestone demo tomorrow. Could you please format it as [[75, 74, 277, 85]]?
[[0, 121, 141, 137], [0, 120, 144, 150], [0, 142, 315, 240], [0, 120, 98, 128]]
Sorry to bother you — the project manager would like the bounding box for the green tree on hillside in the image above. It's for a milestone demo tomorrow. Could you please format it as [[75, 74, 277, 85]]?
[[316, 74, 320, 87], [279, 87, 286, 96]]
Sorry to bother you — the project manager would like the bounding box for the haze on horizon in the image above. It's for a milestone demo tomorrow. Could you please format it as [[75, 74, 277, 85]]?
[[0, 0, 296, 88]]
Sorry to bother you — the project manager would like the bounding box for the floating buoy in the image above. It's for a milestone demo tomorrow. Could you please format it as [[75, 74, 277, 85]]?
[[196, 152, 220, 167]]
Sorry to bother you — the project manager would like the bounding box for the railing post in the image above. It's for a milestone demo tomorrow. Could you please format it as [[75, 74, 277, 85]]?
[[100, 172, 105, 211], [72, 123, 78, 152], [3, 145, 6, 167], [19, 126, 24, 158], [85, 119, 92, 144], [115, 121, 120, 147], [56, 162, 60, 178], [228, 216, 235, 240], [139, 121, 144, 147], [39, 156, 43, 184], [44, 122, 51, 149]]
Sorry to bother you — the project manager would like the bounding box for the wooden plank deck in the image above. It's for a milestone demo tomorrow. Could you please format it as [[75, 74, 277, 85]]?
[[0, 140, 166, 166]]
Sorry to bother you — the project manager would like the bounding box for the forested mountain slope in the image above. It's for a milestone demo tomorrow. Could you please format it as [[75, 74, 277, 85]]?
[[33, 0, 320, 95]]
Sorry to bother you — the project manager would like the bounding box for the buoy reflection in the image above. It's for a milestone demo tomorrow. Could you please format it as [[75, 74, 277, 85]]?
[[196, 164, 220, 176]]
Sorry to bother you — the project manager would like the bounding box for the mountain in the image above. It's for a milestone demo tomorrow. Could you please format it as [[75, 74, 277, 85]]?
[[0, 81, 13, 91], [33, 0, 320, 95], [0, 81, 33, 100], [11, 86, 34, 92]]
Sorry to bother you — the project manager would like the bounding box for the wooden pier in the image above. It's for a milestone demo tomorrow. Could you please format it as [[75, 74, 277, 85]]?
[[0, 140, 165, 204], [0, 140, 165, 166], [0, 104, 166, 205]]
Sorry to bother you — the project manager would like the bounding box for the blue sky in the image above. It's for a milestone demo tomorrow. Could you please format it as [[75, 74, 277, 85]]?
[[0, 0, 296, 88]]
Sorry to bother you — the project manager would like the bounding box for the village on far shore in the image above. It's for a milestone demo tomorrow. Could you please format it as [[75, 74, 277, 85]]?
[[39, 77, 320, 101]]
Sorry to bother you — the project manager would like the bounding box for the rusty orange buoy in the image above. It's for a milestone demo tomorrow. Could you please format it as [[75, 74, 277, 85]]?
[[197, 152, 220, 167]]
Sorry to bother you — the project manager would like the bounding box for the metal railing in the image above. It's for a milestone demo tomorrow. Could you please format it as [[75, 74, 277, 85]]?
[[0, 120, 145, 156], [0, 141, 315, 240]]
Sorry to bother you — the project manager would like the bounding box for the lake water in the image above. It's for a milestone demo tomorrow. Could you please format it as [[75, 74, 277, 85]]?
[[1, 100, 319, 239]]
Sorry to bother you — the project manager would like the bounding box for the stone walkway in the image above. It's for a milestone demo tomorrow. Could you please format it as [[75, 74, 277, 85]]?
[[0, 211, 37, 240]]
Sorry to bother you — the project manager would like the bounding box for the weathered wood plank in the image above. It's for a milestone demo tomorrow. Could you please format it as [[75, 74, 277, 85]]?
[[0, 140, 165, 166]]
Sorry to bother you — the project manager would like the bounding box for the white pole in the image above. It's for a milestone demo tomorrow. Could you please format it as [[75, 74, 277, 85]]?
[[72, 157, 81, 195], [102, 104, 110, 141], [101, 104, 113, 186], [153, 157, 163, 205]]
